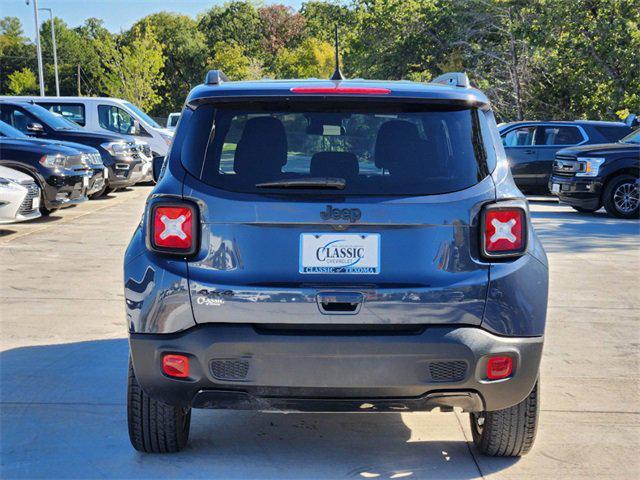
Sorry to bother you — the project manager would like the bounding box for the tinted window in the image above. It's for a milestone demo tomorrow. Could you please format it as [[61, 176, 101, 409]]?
[[98, 105, 135, 134], [0, 107, 36, 133], [180, 102, 488, 196], [0, 103, 76, 131], [595, 125, 631, 142], [502, 126, 535, 146], [0, 120, 27, 138], [123, 101, 160, 128], [38, 103, 86, 126], [539, 126, 583, 145]]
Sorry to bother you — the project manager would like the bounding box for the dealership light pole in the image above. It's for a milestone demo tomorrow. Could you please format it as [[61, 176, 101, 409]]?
[[26, 0, 45, 96], [39, 7, 59, 96]]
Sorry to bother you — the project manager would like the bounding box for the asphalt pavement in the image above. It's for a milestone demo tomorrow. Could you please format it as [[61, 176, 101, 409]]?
[[1, 187, 638, 479]]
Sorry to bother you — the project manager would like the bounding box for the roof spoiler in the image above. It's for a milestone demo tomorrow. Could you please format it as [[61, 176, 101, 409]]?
[[204, 70, 229, 86], [430, 72, 470, 88]]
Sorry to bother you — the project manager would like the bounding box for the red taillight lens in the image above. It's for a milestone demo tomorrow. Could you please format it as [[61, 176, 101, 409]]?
[[487, 356, 513, 380], [149, 203, 197, 255], [162, 354, 189, 378], [290, 86, 391, 95], [482, 206, 526, 258]]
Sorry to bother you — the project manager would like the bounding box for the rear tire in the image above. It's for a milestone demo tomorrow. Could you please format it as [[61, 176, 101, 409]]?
[[602, 175, 639, 219], [572, 206, 599, 213], [127, 358, 191, 453], [470, 380, 539, 457]]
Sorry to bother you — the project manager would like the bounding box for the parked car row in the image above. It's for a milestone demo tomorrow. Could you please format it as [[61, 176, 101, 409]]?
[[499, 119, 639, 218], [1, 96, 174, 158], [0, 99, 163, 224]]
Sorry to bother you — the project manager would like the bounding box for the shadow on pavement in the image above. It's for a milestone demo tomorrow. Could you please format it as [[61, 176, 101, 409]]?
[[531, 209, 640, 253], [0, 339, 518, 479], [88, 193, 118, 201]]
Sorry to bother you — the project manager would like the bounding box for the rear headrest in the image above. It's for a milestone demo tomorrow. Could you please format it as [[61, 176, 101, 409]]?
[[310, 152, 359, 179], [374, 120, 421, 170], [234, 117, 287, 179]]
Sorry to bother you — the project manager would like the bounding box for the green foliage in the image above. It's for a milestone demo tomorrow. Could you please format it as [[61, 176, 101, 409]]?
[[131, 12, 208, 114], [39, 18, 104, 96], [209, 41, 263, 80], [96, 26, 165, 111], [275, 37, 334, 78], [301, 1, 357, 43], [0, 17, 36, 93], [197, 1, 264, 57], [1, 1, 638, 121], [7, 67, 38, 94]]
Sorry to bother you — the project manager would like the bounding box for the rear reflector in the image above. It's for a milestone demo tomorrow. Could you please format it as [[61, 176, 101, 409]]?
[[482, 206, 526, 258], [290, 86, 391, 95], [148, 202, 198, 255], [162, 354, 189, 378], [487, 356, 513, 380]]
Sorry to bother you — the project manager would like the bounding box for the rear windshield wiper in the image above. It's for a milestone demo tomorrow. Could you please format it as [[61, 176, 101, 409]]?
[[255, 177, 346, 190]]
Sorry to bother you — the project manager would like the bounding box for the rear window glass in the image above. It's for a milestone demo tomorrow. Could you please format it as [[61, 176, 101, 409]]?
[[538, 126, 584, 145], [38, 103, 86, 126], [595, 125, 631, 142], [181, 102, 488, 196]]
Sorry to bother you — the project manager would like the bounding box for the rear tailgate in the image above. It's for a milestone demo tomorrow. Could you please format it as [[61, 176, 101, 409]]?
[[185, 175, 493, 326]]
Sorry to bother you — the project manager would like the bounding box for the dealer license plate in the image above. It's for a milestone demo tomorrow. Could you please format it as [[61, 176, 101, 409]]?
[[300, 233, 380, 274]]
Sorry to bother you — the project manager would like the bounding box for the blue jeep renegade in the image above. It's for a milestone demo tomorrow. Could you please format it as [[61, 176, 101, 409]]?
[[124, 70, 548, 456]]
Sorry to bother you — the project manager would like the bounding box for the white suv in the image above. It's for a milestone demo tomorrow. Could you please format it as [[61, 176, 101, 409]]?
[[3, 96, 172, 158]]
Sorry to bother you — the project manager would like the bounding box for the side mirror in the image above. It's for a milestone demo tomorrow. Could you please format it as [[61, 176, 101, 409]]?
[[152, 156, 165, 183], [26, 122, 45, 134], [129, 119, 141, 136]]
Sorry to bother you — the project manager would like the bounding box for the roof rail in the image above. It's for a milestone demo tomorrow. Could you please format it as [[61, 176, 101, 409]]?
[[204, 70, 229, 86], [430, 72, 470, 88]]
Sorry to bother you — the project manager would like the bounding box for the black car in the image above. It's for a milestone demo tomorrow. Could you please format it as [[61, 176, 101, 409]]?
[[0, 121, 90, 214], [499, 121, 632, 194], [549, 128, 639, 218], [0, 120, 107, 198], [0, 101, 146, 194]]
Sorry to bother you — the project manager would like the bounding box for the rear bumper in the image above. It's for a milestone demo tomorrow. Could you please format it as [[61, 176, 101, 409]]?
[[129, 324, 543, 412], [549, 175, 603, 209]]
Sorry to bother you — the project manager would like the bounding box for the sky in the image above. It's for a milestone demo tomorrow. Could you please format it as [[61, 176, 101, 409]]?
[[2, 0, 304, 40]]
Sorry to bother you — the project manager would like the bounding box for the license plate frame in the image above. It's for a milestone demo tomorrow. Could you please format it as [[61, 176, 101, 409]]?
[[300, 233, 380, 274]]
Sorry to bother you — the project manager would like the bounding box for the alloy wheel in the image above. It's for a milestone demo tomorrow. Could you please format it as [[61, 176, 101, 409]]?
[[613, 181, 639, 214]]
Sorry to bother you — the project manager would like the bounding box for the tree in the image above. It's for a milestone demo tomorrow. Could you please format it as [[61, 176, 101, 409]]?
[[0, 17, 36, 94], [525, 0, 640, 119], [274, 37, 334, 79], [96, 26, 165, 111], [258, 5, 306, 57], [300, 1, 357, 43], [208, 41, 263, 80], [197, 2, 264, 58], [7, 67, 38, 94], [131, 13, 208, 114], [39, 17, 104, 96]]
